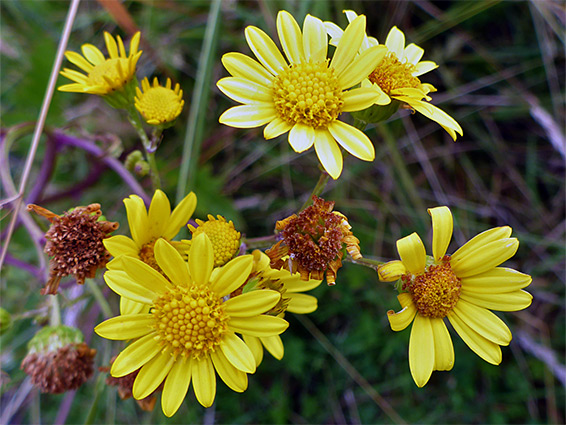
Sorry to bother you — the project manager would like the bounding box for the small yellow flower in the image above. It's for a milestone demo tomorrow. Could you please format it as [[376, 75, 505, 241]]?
[[379, 206, 532, 387], [95, 234, 289, 416], [59, 32, 142, 96], [187, 215, 241, 267], [135, 77, 184, 126], [217, 10, 388, 179], [327, 11, 463, 140]]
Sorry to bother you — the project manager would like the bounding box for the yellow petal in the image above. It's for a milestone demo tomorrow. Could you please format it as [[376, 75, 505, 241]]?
[[280, 275, 322, 292], [459, 289, 532, 312], [288, 123, 315, 153], [104, 270, 156, 305], [448, 312, 502, 365], [324, 20, 343, 47], [210, 254, 253, 298], [461, 267, 532, 293], [413, 61, 438, 77], [229, 315, 289, 337], [104, 32, 119, 59], [244, 26, 288, 76], [409, 314, 434, 387], [428, 206, 453, 261], [111, 333, 161, 377], [59, 68, 88, 84], [104, 235, 139, 258], [243, 334, 264, 367], [338, 45, 387, 90], [264, 118, 292, 139], [122, 257, 172, 294], [123, 194, 149, 247], [221, 52, 274, 87], [302, 14, 327, 63], [81, 44, 105, 65], [330, 14, 365, 76], [430, 318, 454, 371], [147, 190, 171, 241], [341, 86, 384, 112], [396, 232, 426, 275], [188, 233, 214, 286], [451, 226, 512, 263], [260, 335, 284, 360], [163, 191, 197, 240], [154, 239, 190, 287], [210, 349, 248, 392], [378, 260, 406, 282], [224, 290, 280, 316], [404, 43, 424, 65], [286, 293, 318, 314], [406, 99, 463, 140], [95, 314, 154, 340], [387, 295, 417, 331], [64, 51, 94, 72], [120, 297, 149, 315], [451, 300, 512, 345], [162, 357, 192, 417], [314, 129, 342, 179], [219, 104, 277, 128], [385, 26, 405, 59], [217, 77, 273, 104], [220, 332, 256, 373], [327, 120, 375, 161], [276, 10, 304, 64], [452, 238, 519, 278], [133, 351, 175, 400], [192, 356, 216, 408]]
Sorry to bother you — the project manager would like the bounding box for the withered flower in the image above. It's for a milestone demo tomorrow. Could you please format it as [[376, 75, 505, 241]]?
[[21, 325, 96, 394], [27, 203, 118, 295], [266, 196, 361, 285]]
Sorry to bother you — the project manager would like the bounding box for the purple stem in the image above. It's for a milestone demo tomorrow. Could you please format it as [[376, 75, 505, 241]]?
[[4, 253, 41, 278]]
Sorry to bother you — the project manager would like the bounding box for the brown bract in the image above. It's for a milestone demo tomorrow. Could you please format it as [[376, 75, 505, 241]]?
[[266, 196, 361, 285], [27, 203, 119, 295]]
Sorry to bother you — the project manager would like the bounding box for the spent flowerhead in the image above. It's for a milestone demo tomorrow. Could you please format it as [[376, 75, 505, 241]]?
[[378, 206, 532, 387], [187, 215, 241, 267], [266, 196, 361, 285], [28, 203, 118, 295], [135, 77, 184, 127], [326, 11, 462, 139], [21, 326, 96, 394], [218, 10, 388, 179], [96, 234, 288, 416]]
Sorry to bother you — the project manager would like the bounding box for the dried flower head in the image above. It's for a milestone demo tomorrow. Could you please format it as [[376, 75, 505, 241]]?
[[21, 326, 96, 394], [28, 203, 119, 295], [266, 196, 361, 285]]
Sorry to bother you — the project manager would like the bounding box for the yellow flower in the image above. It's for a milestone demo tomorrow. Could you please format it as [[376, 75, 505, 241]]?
[[241, 250, 322, 366], [217, 10, 387, 179], [135, 77, 184, 126], [187, 215, 241, 267], [326, 11, 463, 140], [104, 190, 196, 315], [95, 234, 289, 416], [378, 206, 532, 387], [59, 32, 142, 96]]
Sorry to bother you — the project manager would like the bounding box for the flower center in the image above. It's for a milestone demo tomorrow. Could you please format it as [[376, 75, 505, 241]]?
[[272, 61, 343, 128], [151, 285, 228, 359], [137, 87, 182, 123], [368, 53, 421, 95], [138, 239, 166, 276], [402, 259, 461, 318], [88, 58, 131, 91], [189, 216, 241, 267]]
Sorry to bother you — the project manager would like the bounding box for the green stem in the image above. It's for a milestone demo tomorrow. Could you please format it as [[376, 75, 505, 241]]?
[[243, 234, 278, 250], [343, 255, 384, 272], [126, 107, 161, 190], [49, 294, 61, 326], [299, 170, 330, 211], [87, 279, 113, 319], [352, 118, 368, 131]]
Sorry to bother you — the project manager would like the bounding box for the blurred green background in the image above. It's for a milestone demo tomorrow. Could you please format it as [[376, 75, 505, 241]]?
[[1, 0, 564, 423]]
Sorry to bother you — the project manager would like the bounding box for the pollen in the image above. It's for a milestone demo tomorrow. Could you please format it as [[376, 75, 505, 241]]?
[[402, 259, 462, 318], [368, 53, 421, 95], [152, 285, 228, 359], [138, 239, 166, 275], [135, 77, 184, 126], [272, 60, 343, 128], [188, 215, 241, 267]]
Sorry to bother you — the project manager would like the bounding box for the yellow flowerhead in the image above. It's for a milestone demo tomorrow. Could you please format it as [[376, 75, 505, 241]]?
[[378, 206, 532, 387], [187, 215, 241, 267], [104, 190, 196, 315], [217, 10, 388, 179], [327, 11, 463, 140], [95, 234, 289, 416], [135, 77, 184, 126], [59, 32, 142, 96]]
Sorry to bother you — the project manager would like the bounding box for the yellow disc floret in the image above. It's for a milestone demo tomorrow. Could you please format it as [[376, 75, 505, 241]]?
[[188, 215, 241, 267], [152, 285, 228, 359], [272, 60, 343, 128], [135, 77, 184, 126], [368, 53, 421, 95]]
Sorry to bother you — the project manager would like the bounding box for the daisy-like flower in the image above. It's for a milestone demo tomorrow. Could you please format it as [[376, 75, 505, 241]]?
[[240, 250, 322, 366], [186, 215, 241, 267], [59, 32, 142, 105], [217, 10, 387, 179], [378, 206, 532, 387], [95, 234, 289, 416], [104, 190, 196, 315], [326, 11, 462, 139], [135, 77, 184, 127]]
